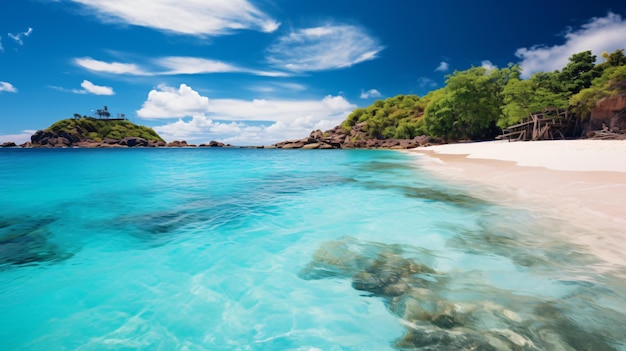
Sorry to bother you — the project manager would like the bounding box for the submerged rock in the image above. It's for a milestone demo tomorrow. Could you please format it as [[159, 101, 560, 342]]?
[[300, 237, 624, 351], [0, 216, 72, 268]]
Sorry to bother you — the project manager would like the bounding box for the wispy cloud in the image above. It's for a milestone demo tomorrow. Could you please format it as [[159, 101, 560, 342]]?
[[68, 0, 279, 36], [74, 56, 289, 77], [360, 89, 381, 99], [247, 82, 307, 93], [80, 80, 115, 95], [74, 57, 150, 75], [50, 80, 115, 95], [0, 81, 17, 93], [8, 27, 33, 45], [435, 61, 449, 72], [516, 12, 626, 78], [417, 77, 437, 88], [139, 84, 356, 145], [157, 57, 243, 75], [267, 24, 383, 72], [0, 36, 3, 52]]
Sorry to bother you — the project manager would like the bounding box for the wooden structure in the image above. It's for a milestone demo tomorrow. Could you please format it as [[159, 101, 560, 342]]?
[[497, 109, 577, 141]]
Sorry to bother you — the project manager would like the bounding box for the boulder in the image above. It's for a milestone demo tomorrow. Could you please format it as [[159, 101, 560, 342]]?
[[1, 142, 17, 147], [281, 142, 305, 149], [102, 137, 120, 145], [120, 137, 148, 147], [589, 93, 626, 131], [302, 143, 320, 149], [208, 140, 225, 147]]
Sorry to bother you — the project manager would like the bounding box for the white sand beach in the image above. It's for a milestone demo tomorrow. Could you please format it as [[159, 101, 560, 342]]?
[[409, 140, 626, 269]]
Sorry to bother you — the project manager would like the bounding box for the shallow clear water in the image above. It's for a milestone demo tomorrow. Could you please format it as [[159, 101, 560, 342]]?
[[0, 148, 624, 350]]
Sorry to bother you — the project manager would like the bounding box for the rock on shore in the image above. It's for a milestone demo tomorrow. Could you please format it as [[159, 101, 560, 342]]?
[[269, 124, 443, 149]]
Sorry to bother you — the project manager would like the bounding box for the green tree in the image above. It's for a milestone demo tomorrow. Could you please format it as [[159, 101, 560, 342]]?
[[425, 66, 507, 140], [500, 75, 568, 128], [558, 50, 601, 95]]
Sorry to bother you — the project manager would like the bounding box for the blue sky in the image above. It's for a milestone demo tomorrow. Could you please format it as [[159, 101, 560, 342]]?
[[1, 0, 626, 145]]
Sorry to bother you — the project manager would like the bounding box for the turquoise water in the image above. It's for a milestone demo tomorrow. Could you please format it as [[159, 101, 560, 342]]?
[[1, 148, 625, 350]]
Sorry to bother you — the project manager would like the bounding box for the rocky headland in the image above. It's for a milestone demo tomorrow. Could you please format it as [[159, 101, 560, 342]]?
[[266, 124, 444, 150]]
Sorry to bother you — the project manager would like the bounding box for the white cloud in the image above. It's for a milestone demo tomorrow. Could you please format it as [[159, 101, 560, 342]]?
[[360, 89, 381, 99], [267, 24, 383, 72], [0, 81, 17, 93], [0, 130, 36, 144], [435, 61, 449, 72], [74, 56, 289, 77], [49, 80, 115, 95], [157, 57, 243, 75], [247, 82, 307, 93], [80, 80, 115, 95], [481, 60, 497, 73], [75, 57, 150, 75], [516, 12, 626, 78], [140, 84, 356, 145], [8, 27, 33, 45], [137, 84, 210, 118], [417, 77, 437, 88], [153, 116, 244, 142], [0, 36, 3, 52], [69, 0, 279, 36]]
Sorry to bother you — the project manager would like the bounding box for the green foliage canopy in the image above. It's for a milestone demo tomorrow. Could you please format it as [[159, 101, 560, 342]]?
[[341, 94, 427, 139], [47, 117, 164, 142], [338, 49, 626, 142]]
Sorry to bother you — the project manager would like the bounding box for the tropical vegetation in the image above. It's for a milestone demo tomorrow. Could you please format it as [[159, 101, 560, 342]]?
[[47, 117, 164, 142], [341, 49, 626, 141]]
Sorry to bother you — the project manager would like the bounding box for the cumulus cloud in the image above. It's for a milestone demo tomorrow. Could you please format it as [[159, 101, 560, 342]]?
[[481, 60, 497, 73], [8, 27, 33, 45], [69, 0, 279, 36], [0, 130, 36, 144], [267, 24, 383, 72], [0, 81, 17, 93], [360, 89, 381, 99], [140, 84, 356, 145], [516, 12, 626, 78], [435, 61, 449, 72], [137, 84, 210, 118]]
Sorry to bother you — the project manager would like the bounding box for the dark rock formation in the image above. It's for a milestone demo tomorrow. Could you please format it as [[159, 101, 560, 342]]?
[[271, 126, 444, 150], [29, 129, 165, 148], [120, 137, 148, 147], [0, 216, 73, 268], [1, 142, 17, 147], [300, 236, 622, 351], [199, 140, 232, 147], [589, 93, 626, 132], [166, 140, 192, 147]]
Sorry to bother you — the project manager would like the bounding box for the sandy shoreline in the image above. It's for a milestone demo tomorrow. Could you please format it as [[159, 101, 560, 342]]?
[[408, 140, 626, 269]]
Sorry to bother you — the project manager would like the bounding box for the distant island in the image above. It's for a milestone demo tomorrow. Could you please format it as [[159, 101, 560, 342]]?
[[2, 106, 230, 148]]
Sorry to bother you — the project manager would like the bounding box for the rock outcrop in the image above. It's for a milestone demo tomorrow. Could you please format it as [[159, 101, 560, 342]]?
[[589, 93, 626, 131], [270, 125, 444, 150]]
